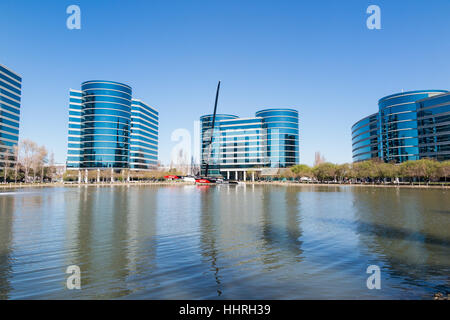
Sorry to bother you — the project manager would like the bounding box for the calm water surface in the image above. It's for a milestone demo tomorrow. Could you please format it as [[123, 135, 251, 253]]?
[[0, 185, 449, 299]]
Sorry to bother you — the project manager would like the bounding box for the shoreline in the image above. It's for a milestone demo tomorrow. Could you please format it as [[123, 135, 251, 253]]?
[[0, 181, 449, 190], [249, 181, 450, 189]]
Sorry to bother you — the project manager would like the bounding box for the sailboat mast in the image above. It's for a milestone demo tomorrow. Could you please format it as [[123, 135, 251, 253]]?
[[205, 81, 221, 177]]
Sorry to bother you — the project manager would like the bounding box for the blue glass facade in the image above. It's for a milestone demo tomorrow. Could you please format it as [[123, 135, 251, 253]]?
[[130, 99, 159, 170], [379, 90, 447, 162], [0, 64, 21, 168], [352, 90, 449, 163], [67, 80, 158, 170], [255, 109, 299, 168], [67, 89, 83, 167], [200, 109, 299, 177], [416, 92, 450, 161], [351, 113, 380, 162], [217, 117, 267, 174]]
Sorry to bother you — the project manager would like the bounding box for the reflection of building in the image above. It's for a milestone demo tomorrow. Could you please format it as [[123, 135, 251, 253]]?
[[198, 184, 303, 297], [0, 195, 15, 299], [352, 90, 450, 163], [352, 188, 450, 294], [67, 80, 158, 171], [63, 187, 159, 299], [200, 109, 299, 179], [0, 64, 21, 169]]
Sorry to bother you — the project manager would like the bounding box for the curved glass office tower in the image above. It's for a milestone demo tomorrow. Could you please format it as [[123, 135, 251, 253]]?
[[351, 113, 379, 162], [67, 80, 158, 170], [379, 90, 447, 163], [352, 89, 449, 163], [0, 64, 21, 169], [82, 80, 132, 168], [255, 109, 299, 167], [200, 108, 299, 179]]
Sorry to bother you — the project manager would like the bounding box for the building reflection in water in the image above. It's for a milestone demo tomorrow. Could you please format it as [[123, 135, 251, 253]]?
[[259, 185, 303, 268], [198, 185, 222, 296], [0, 195, 15, 299], [63, 185, 158, 299], [198, 184, 304, 297], [352, 188, 450, 292], [2, 185, 447, 299]]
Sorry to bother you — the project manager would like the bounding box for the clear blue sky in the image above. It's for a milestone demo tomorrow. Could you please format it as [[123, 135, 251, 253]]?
[[1, 0, 449, 165]]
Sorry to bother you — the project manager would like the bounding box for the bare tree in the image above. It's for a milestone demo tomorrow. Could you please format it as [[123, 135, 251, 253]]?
[[48, 152, 55, 182], [13, 145, 19, 183], [37, 146, 48, 182], [18, 140, 49, 183], [3, 162, 6, 183], [19, 139, 38, 182]]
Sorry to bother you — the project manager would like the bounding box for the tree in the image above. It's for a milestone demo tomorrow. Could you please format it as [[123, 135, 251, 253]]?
[[398, 159, 438, 184], [422, 159, 441, 183], [47, 152, 56, 182], [37, 146, 48, 182], [13, 145, 20, 183], [277, 159, 449, 185], [313, 162, 337, 182], [290, 164, 313, 179], [279, 168, 295, 180], [17, 140, 50, 183], [441, 161, 450, 182], [352, 161, 375, 182], [376, 162, 398, 183], [63, 170, 78, 182], [335, 163, 350, 182], [19, 139, 38, 182]]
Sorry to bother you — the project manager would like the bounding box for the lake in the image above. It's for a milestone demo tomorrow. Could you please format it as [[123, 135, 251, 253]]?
[[0, 184, 449, 299]]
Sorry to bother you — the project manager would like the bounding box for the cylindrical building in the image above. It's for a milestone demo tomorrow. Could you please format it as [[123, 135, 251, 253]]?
[[255, 108, 299, 168], [351, 113, 380, 162], [81, 80, 132, 169]]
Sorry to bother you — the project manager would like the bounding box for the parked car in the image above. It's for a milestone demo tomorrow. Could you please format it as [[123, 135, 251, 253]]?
[[183, 176, 196, 183], [164, 175, 180, 180]]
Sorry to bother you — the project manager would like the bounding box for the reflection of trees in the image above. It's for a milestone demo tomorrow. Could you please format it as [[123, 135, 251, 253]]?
[[352, 189, 450, 292], [124, 186, 158, 294], [0, 197, 15, 299]]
